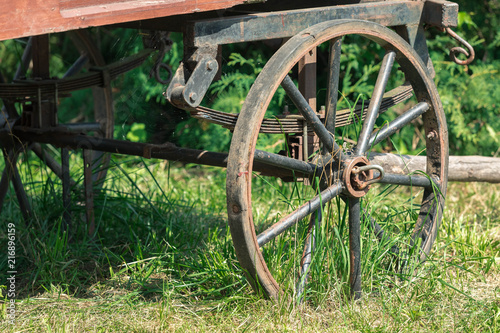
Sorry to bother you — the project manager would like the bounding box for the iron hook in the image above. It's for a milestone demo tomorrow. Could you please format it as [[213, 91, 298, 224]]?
[[445, 27, 475, 66]]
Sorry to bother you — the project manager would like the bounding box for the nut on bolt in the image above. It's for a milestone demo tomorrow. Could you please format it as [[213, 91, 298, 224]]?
[[189, 92, 198, 103], [206, 60, 217, 71], [427, 130, 438, 140]]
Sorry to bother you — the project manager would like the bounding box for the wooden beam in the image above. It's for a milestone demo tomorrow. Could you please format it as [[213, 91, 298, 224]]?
[[370, 153, 500, 184]]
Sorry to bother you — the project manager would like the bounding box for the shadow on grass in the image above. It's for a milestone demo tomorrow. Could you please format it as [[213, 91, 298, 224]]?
[[0, 160, 247, 303]]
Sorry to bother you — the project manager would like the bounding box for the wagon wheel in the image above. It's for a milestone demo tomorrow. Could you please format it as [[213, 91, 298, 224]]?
[[0, 30, 114, 221], [226, 20, 448, 301]]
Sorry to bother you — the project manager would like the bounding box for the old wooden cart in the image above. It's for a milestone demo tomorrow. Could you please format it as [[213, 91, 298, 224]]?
[[0, 0, 474, 301]]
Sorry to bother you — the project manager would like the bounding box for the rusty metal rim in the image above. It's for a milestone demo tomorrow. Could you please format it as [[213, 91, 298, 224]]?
[[226, 19, 448, 300]]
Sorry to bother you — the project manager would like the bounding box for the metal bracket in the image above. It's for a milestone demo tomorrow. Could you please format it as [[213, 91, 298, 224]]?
[[165, 47, 219, 109]]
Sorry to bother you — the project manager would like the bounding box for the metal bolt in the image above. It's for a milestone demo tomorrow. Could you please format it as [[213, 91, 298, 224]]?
[[207, 60, 217, 71], [189, 92, 198, 103], [427, 130, 438, 140]]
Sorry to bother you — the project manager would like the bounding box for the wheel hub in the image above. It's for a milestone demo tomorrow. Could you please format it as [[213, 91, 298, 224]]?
[[342, 156, 384, 197]]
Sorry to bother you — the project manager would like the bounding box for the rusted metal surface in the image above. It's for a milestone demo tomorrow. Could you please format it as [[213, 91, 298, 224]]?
[[422, 0, 459, 28], [0, 0, 460, 302], [342, 156, 374, 197], [445, 27, 475, 65], [0, 49, 152, 101], [166, 46, 219, 109], [188, 1, 426, 47], [225, 19, 448, 300], [189, 84, 414, 133], [0, 0, 259, 41], [348, 197, 361, 300]]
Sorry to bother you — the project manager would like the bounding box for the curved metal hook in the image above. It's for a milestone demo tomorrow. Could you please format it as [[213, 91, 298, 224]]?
[[445, 27, 475, 65], [153, 62, 173, 85], [352, 164, 385, 189]]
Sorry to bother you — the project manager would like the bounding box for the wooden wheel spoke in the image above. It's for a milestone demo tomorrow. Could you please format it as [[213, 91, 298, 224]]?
[[256, 182, 342, 247], [355, 50, 396, 156]]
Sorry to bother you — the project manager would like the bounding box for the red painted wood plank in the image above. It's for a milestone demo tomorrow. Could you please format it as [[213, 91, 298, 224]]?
[[0, 0, 249, 41]]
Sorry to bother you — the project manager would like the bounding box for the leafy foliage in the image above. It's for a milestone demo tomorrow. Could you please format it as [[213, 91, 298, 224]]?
[[426, 0, 500, 156]]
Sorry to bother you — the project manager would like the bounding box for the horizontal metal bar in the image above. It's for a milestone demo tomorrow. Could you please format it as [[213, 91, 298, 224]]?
[[257, 182, 342, 247], [60, 123, 102, 132], [254, 149, 320, 177], [188, 1, 424, 47], [4, 128, 301, 179], [378, 172, 433, 188]]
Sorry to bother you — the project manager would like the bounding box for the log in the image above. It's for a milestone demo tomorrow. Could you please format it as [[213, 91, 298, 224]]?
[[369, 153, 500, 183]]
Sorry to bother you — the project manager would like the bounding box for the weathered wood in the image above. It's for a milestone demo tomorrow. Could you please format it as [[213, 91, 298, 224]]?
[[0, 0, 254, 41], [370, 153, 500, 183]]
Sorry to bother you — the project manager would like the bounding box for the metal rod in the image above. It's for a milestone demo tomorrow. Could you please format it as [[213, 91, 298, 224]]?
[[378, 172, 433, 187], [83, 149, 95, 235], [10, 129, 320, 179], [64, 54, 89, 78], [2, 149, 32, 222], [349, 197, 361, 300], [369, 102, 429, 147], [297, 209, 321, 304], [355, 51, 396, 156], [254, 149, 319, 177], [61, 123, 101, 132], [257, 182, 342, 247], [62, 148, 71, 228], [1, 37, 32, 120], [281, 75, 345, 162], [325, 38, 342, 134], [14, 37, 32, 81], [10, 162, 31, 222]]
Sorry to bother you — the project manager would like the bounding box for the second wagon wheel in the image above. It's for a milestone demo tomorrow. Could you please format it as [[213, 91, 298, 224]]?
[[0, 30, 114, 222], [226, 20, 448, 301]]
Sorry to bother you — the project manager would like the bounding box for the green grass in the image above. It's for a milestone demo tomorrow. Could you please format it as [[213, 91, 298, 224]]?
[[0, 154, 499, 332]]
